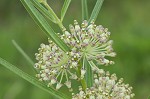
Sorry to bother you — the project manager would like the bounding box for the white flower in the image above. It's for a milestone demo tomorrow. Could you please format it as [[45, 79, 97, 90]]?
[[56, 83, 63, 90], [61, 20, 116, 67], [72, 69, 135, 99], [35, 20, 117, 90], [35, 39, 78, 90]]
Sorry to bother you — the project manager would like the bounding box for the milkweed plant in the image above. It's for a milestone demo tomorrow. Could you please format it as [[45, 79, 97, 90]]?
[[0, 0, 135, 99]]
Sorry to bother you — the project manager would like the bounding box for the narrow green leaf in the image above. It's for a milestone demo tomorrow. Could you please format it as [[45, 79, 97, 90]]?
[[20, 0, 70, 52], [12, 40, 34, 66], [0, 57, 70, 99], [81, 0, 89, 20], [83, 57, 93, 87], [31, 0, 56, 23], [61, 0, 71, 22], [89, 0, 104, 22]]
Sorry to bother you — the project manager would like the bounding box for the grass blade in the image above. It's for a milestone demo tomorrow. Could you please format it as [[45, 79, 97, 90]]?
[[89, 0, 104, 22], [81, 0, 88, 20], [83, 57, 93, 87], [31, 0, 56, 23], [0, 57, 70, 99], [20, 0, 70, 52], [12, 40, 34, 66], [61, 0, 71, 22], [12, 40, 37, 73]]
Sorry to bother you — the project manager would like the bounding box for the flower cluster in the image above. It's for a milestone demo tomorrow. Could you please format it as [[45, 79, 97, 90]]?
[[72, 69, 135, 99], [34, 20, 135, 98], [34, 20, 116, 90], [61, 20, 116, 66], [34, 39, 78, 90]]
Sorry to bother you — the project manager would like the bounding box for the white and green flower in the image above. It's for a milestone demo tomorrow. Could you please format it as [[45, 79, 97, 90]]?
[[35, 20, 116, 90], [72, 69, 135, 99], [61, 20, 116, 66], [35, 39, 78, 90]]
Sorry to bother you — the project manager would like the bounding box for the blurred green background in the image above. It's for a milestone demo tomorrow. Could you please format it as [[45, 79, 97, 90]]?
[[0, 0, 150, 99]]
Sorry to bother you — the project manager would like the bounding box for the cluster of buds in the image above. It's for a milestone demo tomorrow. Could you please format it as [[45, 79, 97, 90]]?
[[72, 69, 135, 99]]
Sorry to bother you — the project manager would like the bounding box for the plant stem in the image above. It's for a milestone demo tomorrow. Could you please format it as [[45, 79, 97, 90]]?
[[42, 2, 66, 32], [80, 78, 87, 90], [78, 59, 87, 91]]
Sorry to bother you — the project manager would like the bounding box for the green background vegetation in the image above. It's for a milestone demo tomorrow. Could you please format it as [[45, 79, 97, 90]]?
[[0, 0, 150, 99]]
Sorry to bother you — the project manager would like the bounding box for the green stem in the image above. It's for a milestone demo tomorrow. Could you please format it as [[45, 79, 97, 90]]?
[[42, 2, 66, 32], [80, 78, 87, 90], [78, 59, 87, 91]]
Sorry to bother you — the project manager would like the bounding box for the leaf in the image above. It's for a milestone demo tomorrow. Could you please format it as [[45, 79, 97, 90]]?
[[12, 40, 34, 66], [61, 0, 71, 22], [89, 0, 104, 22], [20, 0, 70, 52], [12, 40, 37, 73], [0, 57, 70, 99], [83, 56, 93, 87], [31, 0, 56, 23], [81, 0, 88, 20]]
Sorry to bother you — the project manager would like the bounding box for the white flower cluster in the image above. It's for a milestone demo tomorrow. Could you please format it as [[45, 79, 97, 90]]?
[[34, 20, 116, 90], [72, 69, 135, 99], [61, 20, 116, 66], [35, 39, 78, 90]]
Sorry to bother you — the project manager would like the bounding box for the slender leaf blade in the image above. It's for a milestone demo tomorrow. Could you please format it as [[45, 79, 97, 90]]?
[[12, 40, 37, 73], [61, 0, 71, 22], [81, 0, 88, 20], [20, 0, 70, 52], [83, 57, 93, 87], [12, 40, 34, 66], [89, 0, 104, 22], [0, 57, 70, 99], [31, 0, 56, 23]]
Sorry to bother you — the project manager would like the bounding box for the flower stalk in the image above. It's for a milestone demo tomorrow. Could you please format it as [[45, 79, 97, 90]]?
[[78, 59, 87, 90], [40, 0, 66, 31]]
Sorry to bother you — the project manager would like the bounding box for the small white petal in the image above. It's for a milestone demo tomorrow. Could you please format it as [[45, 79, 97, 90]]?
[[56, 83, 63, 90], [65, 81, 71, 88], [81, 69, 86, 79]]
